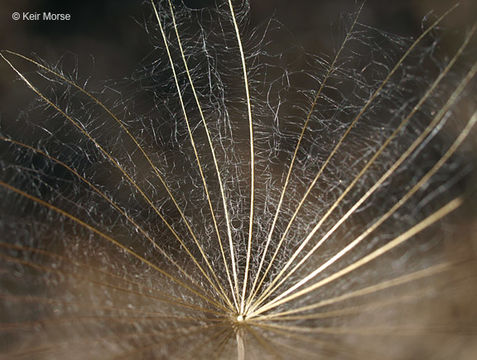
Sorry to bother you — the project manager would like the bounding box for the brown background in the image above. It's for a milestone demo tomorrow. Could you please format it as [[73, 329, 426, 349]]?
[[0, 0, 475, 121]]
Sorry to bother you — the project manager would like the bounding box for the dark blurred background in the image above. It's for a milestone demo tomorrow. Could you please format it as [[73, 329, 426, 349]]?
[[1, 0, 475, 120]]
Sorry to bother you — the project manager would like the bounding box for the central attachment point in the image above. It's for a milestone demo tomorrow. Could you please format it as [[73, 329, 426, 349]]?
[[236, 314, 245, 322]]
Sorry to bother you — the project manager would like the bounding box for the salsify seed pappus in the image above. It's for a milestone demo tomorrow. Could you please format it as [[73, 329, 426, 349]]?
[[0, 0, 476, 359]]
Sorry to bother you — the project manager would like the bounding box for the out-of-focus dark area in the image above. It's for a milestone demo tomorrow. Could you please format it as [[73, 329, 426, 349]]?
[[0, 0, 475, 121]]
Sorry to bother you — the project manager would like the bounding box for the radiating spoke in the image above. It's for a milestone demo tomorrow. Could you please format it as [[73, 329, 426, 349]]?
[[254, 321, 477, 337], [0, 313, 217, 332], [0, 293, 228, 324], [225, 0, 255, 314], [252, 287, 433, 322], [255, 263, 453, 319], [0, 242, 222, 316], [0, 252, 225, 319]]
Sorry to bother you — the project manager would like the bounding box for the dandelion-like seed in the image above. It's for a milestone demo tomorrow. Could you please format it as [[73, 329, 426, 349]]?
[[1, 0, 476, 359]]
